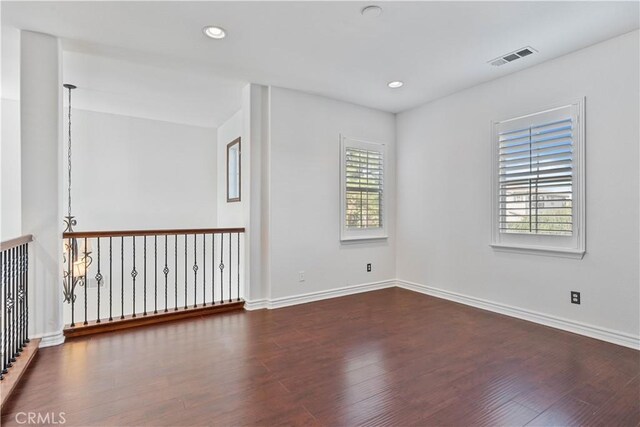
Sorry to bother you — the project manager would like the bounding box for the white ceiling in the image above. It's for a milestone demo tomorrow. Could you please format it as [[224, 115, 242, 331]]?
[[61, 50, 245, 128], [0, 25, 245, 128], [2, 1, 639, 127]]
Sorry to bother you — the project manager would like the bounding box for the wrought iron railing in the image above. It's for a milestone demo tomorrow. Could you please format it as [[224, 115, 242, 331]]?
[[1, 235, 32, 380], [62, 228, 244, 333]]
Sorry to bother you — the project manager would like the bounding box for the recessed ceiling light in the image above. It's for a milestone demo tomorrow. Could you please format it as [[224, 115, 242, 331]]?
[[387, 81, 404, 89], [203, 26, 226, 39], [361, 5, 382, 17]]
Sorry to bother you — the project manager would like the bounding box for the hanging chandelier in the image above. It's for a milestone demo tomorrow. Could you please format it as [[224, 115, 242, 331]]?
[[62, 83, 92, 304]]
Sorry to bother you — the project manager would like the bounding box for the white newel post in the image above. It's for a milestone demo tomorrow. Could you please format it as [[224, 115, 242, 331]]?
[[20, 31, 64, 347]]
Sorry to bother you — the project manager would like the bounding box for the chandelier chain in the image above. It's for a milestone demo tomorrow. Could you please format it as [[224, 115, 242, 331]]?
[[67, 87, 72, 218]]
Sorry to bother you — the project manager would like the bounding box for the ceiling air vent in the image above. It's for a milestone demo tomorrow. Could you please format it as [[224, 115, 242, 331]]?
[[488, 46, 537, 67]]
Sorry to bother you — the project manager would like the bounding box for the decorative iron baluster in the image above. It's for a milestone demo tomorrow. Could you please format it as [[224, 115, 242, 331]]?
[[13, 246, 19, 359], [237, 232, 241, 301], [96, 238, 102, 323], [9, 247, 16, 363], [132, 236, 137, 318], [13, 246, 19, 358], [219, 233, 224, 304], [17, 244, 24, 353], [71, 238, 76, 326], [211, 233, 215, 304], [174, 235, 178, 311], [202, 234, 206, 306], [184, 235, 187, 310], [1, 250, 4, 379], [0, 240, 33, 379], [8, 247, 14, 364], [164, 235, 168, 313], [14, 246, 20, 354], [154, 236, 158, 314], [143, 236, 147, 316], [82, 237, 89, 325], [5, 248, 11, 366], [193, 234, 198, 308], [83, 237, 88, 325], [3, 250, 8, 373], [23, 243, 30, 344], [228, 233, 232, 303], [3, 249, 7, 370], [121, 236, 124, 319], [109, 237, 113, 321]]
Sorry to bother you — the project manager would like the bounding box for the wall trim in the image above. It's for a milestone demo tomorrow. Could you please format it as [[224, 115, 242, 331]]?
[[245, 279, 395, 310], [33, 330, 65, 348], [244, 299, 269, 310], [396, 279, 639, 350]]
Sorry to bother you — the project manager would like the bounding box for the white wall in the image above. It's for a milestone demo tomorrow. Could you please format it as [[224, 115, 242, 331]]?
[[396, 30, 639, 340], [20, 31, 64, 346], [1, 26, 22, 239], [216, 109, 244, 227], [1, 99, 21, 239], [268, 87, 396, 300], [69, 109, 217, 230], [242, 84, 269, 302]]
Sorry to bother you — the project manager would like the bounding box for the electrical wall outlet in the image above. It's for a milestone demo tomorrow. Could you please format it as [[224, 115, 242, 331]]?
[[366, 263, 372, 272], [299, 271, 305, 282], [571, 291, 581, 305]]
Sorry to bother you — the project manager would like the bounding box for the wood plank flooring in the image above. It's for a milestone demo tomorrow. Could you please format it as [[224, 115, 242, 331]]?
[[1, 288, 638, 426], [0, 338, 41, 410]]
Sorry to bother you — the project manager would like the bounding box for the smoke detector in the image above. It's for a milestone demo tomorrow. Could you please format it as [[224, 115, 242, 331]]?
[[488, 46, 537, 67]]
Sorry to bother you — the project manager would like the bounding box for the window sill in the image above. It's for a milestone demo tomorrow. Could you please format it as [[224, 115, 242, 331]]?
[[341, 235, 388, 244], [490, 243, 585, 259]]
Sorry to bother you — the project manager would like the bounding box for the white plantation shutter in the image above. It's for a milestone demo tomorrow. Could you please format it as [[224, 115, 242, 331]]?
[[491, 100, 585, 258], [499, 117, 574, 235], [345, 147, 383, 228], [341, 137, 387, 241]]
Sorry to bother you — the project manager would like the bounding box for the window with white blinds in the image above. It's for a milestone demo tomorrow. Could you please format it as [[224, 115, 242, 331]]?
[[341, 137, 387, 241], [499, 118, 574, 236], [491, 99, 585, 258]]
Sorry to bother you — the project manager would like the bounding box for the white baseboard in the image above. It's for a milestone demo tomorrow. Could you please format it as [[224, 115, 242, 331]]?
[[245, 279, 396, 310], [32, 330, 65, 348], [244, 299, 269, 310], [396, 279, 640, 350]]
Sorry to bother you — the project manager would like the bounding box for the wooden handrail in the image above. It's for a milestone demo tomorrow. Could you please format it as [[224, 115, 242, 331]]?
[[63, 227, 245, 239], [0, 235, 33, 252]]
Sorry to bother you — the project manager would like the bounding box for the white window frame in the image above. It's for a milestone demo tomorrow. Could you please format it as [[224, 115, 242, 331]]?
[[490, 98, 586, 259], [340, 135, 388, 242]]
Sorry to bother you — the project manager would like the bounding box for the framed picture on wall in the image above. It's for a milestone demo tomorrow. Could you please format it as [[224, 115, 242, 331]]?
[[227, 137, 241, 202]]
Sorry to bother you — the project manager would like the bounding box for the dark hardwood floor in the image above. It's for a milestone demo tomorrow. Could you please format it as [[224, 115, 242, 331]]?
[[2, 288, 638, 426]]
